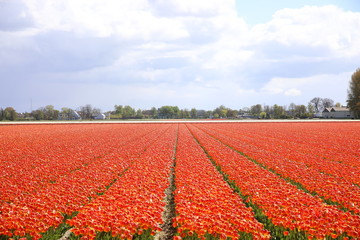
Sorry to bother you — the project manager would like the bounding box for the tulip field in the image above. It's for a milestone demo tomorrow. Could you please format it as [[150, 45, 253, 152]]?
[[0, 122, 360, 240]]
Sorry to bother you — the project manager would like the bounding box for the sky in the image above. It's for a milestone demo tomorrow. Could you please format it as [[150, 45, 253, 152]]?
[[1, 0, 360, 113]]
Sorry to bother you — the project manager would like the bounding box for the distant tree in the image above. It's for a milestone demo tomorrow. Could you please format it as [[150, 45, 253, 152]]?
[[307, 103, 315, 116], [259, 112, 267, 119], [174, 106, 180, 118], [190, 108, 197, 119], [195, 110, 206, 118], [23, 112, 32, 120], [78, 104, 93, 119], [135, 109, 143, 119], [250, 104, 262, 116], [263, 105, 271, 116], [322, 98, 334, 109], [150, 107, 158, 119], [114, 105, 123, 113], [158, 106, 179, 119], [122, 105, 136, 119], [0, 108, 4, 121], [273, 104, 285, 119], [180, 109, 191, 119], [60, 107, 73, 120], [213, 105, 228, 118], [176, 109, 184, 119], [347, 68, 360, 118], [4, 107, 17, 121], [42, 105, 59, 120], [310, 97, 322, 113], [226, 109, 238, 118], [204, 110, 212, 119], [240, 107, 249, 114], [289, 104, 296, 117], [288, 103, 296, 117], [32, 109, 44, 120], [78, 104, 103, 119], [294, 105, 307, 118], [92, 108, 102, 116], [335, 102, 342, 107]]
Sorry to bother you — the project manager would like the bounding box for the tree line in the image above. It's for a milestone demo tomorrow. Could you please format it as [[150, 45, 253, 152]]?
[[0, 98, 343, 121], [2, 68, 360, 121]]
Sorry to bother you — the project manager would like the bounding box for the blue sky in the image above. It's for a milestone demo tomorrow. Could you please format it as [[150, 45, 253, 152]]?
[[1, 0, 360, 113], [236, 0, 360, 24]]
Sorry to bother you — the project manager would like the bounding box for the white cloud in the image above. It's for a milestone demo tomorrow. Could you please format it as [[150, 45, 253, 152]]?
[[262, 76, 313, 94], [24, 0, 190, 40], [1, 1, 360, 111], [260, 72, 351, 105], [250, 5, 360, 57], [152, 0, 235, 17], [284, 88, 301, 96]]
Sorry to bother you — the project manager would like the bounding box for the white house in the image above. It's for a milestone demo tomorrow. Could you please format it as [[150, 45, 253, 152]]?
[[58, 110, 81, 120], [94, 113, 106, 120], [322, 107, 354, 119]]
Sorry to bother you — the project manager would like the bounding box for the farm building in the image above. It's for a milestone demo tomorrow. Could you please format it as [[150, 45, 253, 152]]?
[[58, 110, 81, 120], [94, 113, 106, 120], [322, 107, 354, 119]]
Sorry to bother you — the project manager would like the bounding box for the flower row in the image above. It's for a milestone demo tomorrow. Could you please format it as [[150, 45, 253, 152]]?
[[0, 124, 170, 239], [67, 124, 178, 240], [196, 122, 360, 214], [188, 124, 360, 239], [211, 122, 360, 185], [174, 124, 270, 240]]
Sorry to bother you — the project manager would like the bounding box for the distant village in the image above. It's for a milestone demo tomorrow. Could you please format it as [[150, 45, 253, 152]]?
[[0, 97, 356, 121]]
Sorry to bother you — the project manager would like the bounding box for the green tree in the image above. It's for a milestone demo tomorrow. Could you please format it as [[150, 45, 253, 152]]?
[[288, 103, 296, 118], [32, 109, 44, 120], [122, 105, 136, 119], [273, 104, 285, 119], [135, 109, 143, 119], [114, 105, 135, 119], [78, 104, 94, 119], [204, 110, 212, 119], [259, 111, 267, 119], [60, 107, 75, 120], [307, 103, 315, 117], [150, 107, 158, 118], [43, 105, 59, 120], [347, 68, 360, 118], [0, 108, 4, 121], [250, 104, 262, 116], [114, 105, 124, 118], [226, 109, 238, 118], [190, 108, 197, 119], [213, 105, 228, 118], [31, 105, 59, 120], [4, 107, 17, 121], [158, 106, 179, 119], [173, 106, 180, 118], [180, 109, 190, 119], [294, 105, 307, 118]]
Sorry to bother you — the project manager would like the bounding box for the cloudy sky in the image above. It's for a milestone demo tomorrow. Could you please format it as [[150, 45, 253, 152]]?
[[1, 0, 360, 112]]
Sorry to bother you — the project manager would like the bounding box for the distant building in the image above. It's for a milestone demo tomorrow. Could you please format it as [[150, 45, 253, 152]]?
[[237, 112, 258, 119], [322, 107, 354, 119], [94, 113, 106, 120], [58, 110, 81, 120], [313, 112, 323, 118]]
